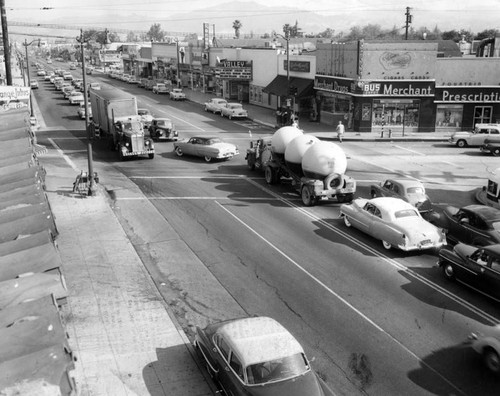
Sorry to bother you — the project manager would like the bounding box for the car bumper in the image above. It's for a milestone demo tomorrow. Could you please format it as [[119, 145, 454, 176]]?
[[122, 149, 155, 157], [216, 150, 239, 159]]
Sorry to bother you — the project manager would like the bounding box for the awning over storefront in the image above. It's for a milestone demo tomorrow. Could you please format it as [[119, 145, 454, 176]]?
[[263, 76, 314, 97]]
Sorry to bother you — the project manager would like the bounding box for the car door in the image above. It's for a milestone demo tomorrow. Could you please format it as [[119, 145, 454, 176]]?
[[485, 257, 500, 301], [457, 249, 489, 290], [213, 336, 243, 396], [351, 202, 376, 234], [182, 138, 197, 155], [469, 128, 488, 146], [446, 209, 473, 244]]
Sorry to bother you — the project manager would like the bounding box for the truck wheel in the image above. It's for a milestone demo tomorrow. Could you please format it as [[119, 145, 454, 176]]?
[[148, 153, 154, 159], [204, 156, 212, 163], [301, 187, 315, 206], [175, 147, 184, 157], [493, 148, 500, 157], [344, 193, 354, 202], [265, 166, 277, 185], [483, 348, 500, 374], [247, 161, 255, 171], [456, 139, 467, 148], [118, 149, 125, 161]]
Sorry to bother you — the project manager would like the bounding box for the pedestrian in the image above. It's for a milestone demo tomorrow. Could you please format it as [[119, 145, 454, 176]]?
[[336, 120, 345, 143]]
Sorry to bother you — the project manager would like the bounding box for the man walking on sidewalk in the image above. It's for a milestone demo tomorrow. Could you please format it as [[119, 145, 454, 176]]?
[[336, 121, 345, 143]]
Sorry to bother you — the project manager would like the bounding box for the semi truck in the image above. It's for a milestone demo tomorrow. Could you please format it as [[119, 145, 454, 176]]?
[[246, 126, 356, 206], [89, 88, 154, 160]]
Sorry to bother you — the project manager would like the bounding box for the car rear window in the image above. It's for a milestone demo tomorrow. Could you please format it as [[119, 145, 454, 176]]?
[[246, 353, 309, 385], [394, 209, 419, 218]]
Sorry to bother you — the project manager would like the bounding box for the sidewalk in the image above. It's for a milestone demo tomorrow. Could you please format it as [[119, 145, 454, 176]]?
[[183, 88, 452, 142], [32, 107, 215, 394]]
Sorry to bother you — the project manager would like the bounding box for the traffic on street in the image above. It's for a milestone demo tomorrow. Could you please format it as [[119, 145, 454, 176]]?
[[30, 57, 500, 396]]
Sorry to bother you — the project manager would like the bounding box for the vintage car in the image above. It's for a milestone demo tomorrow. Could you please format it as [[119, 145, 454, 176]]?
[[174, 136, 239, 162], [449, 123, 500, 147], [204, 98, 228, 114], [370, 178, 433, 216], [480, 138, 500, 156], [77, 104, 92, 119], [36, 69, 46, 76], [68, 92, 85, 105], [30, 80, 39, 89], [169, 88, 186, 100], [194, 316, 335, 396], [148, 118, 178, 141], [438, 243, 500, 302], [468, 325, 500, 374], [340, 197, 446, 251], [152, 83, 169, 94], [137, 108, 154, 127], [62, 86, 76, 98], [429, 205, 500, 246], [220, 103, 248, 119]]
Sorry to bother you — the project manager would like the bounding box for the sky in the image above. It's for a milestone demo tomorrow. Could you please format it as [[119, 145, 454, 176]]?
[[4, 0, 500, 37]]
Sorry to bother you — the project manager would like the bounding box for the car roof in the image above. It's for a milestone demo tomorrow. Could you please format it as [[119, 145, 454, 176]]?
[[216, 317, 304, 367], [481, 244, 500, 255], [462, 205, 500, 222], [387, 179, 423, 188], [154, 117, 172, 121], [370, 197, 415, 210]]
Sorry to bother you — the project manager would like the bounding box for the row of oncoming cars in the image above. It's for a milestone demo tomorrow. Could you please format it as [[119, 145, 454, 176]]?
[[339, 175, 500, 374]]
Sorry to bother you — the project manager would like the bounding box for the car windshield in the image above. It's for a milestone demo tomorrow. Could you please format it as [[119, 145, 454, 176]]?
[[394, 209, 419, 218], [206, 138, 222, 145], [157, 120, 172, 127], [246, 353, 309, 385], [406, 187, 424, 194], [138, 110, 149, 116]]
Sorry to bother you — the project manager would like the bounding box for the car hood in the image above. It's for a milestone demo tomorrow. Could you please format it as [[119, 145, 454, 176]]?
[[453, 243, 478, 261], [405, 193, 428, 205], [245, 371, 326, 396]]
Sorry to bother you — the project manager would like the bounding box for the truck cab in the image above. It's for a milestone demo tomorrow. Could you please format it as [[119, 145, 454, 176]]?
[[114, 117, 155, 160]]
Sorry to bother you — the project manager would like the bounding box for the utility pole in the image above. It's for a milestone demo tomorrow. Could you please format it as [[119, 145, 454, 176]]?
[[405, 7, 412, 40], [0, 0, 12, 84]]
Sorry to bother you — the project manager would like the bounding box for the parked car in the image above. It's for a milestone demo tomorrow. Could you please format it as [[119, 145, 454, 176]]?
[[137, 108, 154, 127], [127, 76, 139, 84], [68, 91, 85, 105], [480, 138, 500, 156], [36, 69, 46, 76], [220, 103, 248, 119], [88, 82, 101, 90], [63, 72, 73, 81], [77, 104, 92, 119], [370, 178, 433, 216], [30, 80, 39, 89], [429, 205, 500, 246], [449, 123, 500, 147], [169, 88, 186, 100], [62, 86, 75, 98], [46, 59, 52, 64], [204, 98, 228, 114], [194, 316, 335, 396], [152, 83, 169, 94], [149, 118, 178, 141], [340, 197, 446, 251], [174, 136, 239, 162], [468, 325, 500, 374], [438, 243, 500, 302]]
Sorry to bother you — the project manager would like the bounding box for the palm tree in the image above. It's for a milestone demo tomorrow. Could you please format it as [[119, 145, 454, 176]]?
[[233, 20, 242, 38]]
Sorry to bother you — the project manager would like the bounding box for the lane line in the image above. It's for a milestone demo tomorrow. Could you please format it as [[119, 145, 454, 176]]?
[[216, 200, 467, 395], [48, 138, 79, 172]]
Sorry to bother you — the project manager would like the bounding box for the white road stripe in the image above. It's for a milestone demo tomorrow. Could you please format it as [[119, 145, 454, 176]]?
[[48, 138, 79, 172]]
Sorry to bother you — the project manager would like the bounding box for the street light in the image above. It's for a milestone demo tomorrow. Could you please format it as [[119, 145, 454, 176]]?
[[275, 27, 292, 124], [23, 38, 40, 116], [76, 29, 96, 196]]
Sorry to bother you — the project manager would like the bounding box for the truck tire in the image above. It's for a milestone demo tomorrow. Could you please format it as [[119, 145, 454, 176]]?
[[301, 186, 316, 206], [118, 148, 125, 161], [148, 153, 154, 159], [265, 166, 278, 185], [324, 173, 343, 190]]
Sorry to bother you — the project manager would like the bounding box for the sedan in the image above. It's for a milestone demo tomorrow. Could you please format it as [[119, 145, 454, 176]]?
[[340, 197, 446, 251], [220, 103, 248, 119], [68, 92, 85, 105], [204, 98, 228, 114], [438, 243, 500, 302], [169, 88, 186, 100], [152, 83, 168, 94], [36, 69, 46, 76], [149, 118, 178, 141], [174, 136, 239, 162], [449, 124, 500, 147], [30, 81, 39, 89], [480, 138, 500, 156], [370, 178, 433, 216], [194, 316, 335, 396], [429, 205, 500, 246], [77, 104, 92, 119]]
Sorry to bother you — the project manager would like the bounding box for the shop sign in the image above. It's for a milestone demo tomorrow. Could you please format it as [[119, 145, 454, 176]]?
[[284, 60, 311, 72], [314, 76, 355, 94], [0, 86, 30, 111], [218, 60, 252, 68], [359, 81, 434, 96], [436, 87, 500, 103]]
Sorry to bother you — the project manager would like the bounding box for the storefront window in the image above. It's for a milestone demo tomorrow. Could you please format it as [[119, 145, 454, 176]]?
[[372, 100, 420, 130], [436, 105, 463, 129], [474, 106, 493, 125]]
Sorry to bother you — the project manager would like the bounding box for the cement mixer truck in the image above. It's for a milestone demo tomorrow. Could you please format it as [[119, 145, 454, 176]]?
[[246, 126, 356, 206]]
